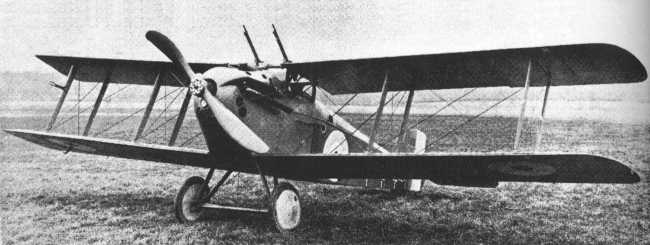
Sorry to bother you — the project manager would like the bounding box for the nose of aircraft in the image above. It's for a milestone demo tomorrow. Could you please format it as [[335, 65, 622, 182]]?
[[146, 30, 269, 153]]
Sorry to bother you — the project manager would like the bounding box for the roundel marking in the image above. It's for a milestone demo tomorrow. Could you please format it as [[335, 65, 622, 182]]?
[[496, 161, 556, 177], [323, 130, 348, 183], [323, 130, 348, 154]]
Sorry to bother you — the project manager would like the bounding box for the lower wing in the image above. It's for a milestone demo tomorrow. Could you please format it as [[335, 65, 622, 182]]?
[[255, 153, 640, 186], [5, 129, 640, 186]]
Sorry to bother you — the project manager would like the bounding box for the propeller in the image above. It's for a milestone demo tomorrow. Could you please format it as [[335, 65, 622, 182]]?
[[145, 31, 269, 153]]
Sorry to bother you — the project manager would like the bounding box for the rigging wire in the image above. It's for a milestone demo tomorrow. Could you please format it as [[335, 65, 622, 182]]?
[[140, 89, 185, 142], [77, 80, 80, 134], [93, 105, 147, 137], [52, 84, 129, 131], [54, 85, 183, 133], [418, 88, 523, 153], [101, 84, 130, 103], [428, 90, 463, 114], [63, 83, 100, 114], [141, 87, 184, 139], [163, 85, 167, 142], [318, 87, 338, 106], [178, 131, 203, 147], [385, 88, 478, 145], [333, 93, 359, 115], [387, 91, 406, 131], [51, 82, 101, 130], [327, 91, 403, 154], [54, 105, 94, 130]]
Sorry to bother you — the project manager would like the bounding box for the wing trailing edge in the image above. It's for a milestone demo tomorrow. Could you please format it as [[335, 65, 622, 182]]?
[[4, 129, 640, 185]]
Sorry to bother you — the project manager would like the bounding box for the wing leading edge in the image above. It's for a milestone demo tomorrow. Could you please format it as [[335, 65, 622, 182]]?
[[4, 129, 218, 168], [5, 129, 640, 186], [284, 43, 647, 94], [36, 55, 229, 87]]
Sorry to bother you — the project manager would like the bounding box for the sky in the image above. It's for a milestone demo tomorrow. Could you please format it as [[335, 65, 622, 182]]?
[[1, 0, 647, 69], [0, 0, 648, 99]]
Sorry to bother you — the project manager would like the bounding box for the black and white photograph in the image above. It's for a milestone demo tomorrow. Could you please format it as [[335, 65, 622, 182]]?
[[1, 0, 648, 244]]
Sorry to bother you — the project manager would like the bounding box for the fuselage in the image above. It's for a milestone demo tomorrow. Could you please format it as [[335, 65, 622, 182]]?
[[193, 67, 379, 161]]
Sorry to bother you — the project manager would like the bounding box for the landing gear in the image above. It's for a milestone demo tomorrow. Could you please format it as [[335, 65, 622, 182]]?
[[174, 176, 208, 223], [173, 167, 302, 233], [271, 182, 301, 232]]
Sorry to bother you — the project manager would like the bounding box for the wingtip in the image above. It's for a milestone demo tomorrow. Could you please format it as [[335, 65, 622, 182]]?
[[3, 129, 33, 138], [3, 128, 18, 135], [630, 171, 641, 183], [34, 54, 50, 62], [145, 30, 162, 41], [605, 43, 648, 82]]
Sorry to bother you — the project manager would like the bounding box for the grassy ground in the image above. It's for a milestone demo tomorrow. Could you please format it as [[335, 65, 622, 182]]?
[[0, 111, 648, 244]]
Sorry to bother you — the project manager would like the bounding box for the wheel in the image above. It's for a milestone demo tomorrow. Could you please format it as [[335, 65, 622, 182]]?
[[174, 176, 208, 223], [271, 182, 301, 232]]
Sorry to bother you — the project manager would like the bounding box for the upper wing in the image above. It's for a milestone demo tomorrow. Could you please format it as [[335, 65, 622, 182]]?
[[37, 55, 229, 86], [5, 129, 640, 185], [254, 153, 640, 185], [284, 43, 647, 94]]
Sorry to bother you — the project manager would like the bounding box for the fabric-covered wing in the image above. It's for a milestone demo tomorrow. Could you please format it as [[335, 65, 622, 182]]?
[[284, 43, 647, 94], [37, 55, 229, 86], [5, 129, 640, 185], [4, 129, 218, 168], [255, 153, 640, 185]]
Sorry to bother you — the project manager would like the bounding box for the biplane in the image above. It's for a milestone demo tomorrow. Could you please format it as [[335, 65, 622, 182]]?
[[4, 25, 646, 232]]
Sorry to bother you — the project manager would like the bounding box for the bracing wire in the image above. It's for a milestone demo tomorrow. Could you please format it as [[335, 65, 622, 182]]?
[[385, 88, 478, 145], [93, 106, 146, 137], [77, 79, 80, 134], [178, 131, 203, 147], [333, 93, 359, 115], [141, 87, 184, 138], [428, 90, 463, 114], [387, 91, 406, 131], [140, 88, 185, 142], [327, 91, 403, 154], [418, 88, 523, 153], [318, 87, 338, 106], [52, 82, 100, 130], [140, 111, 180, 140], [53, 84, 182, 133]]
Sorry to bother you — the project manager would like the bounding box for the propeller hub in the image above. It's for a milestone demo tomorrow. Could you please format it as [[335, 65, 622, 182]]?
[[190, 75, 207, 96]]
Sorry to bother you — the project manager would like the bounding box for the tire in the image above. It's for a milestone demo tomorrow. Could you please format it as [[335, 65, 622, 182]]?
[[271, 182, 302, 232], [174, 176, 208, 223]]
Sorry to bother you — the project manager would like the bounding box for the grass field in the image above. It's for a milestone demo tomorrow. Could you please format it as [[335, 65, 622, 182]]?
[[1, 108, 649, 244]]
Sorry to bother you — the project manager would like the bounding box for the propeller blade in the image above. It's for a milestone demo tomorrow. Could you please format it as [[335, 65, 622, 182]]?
[[146, 30, 269, 153], [202, 90, 270, 153], [145, 31, 194, 83]]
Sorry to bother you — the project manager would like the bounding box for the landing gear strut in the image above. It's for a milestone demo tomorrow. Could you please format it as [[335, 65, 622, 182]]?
[[173, 167, 302, 233]]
